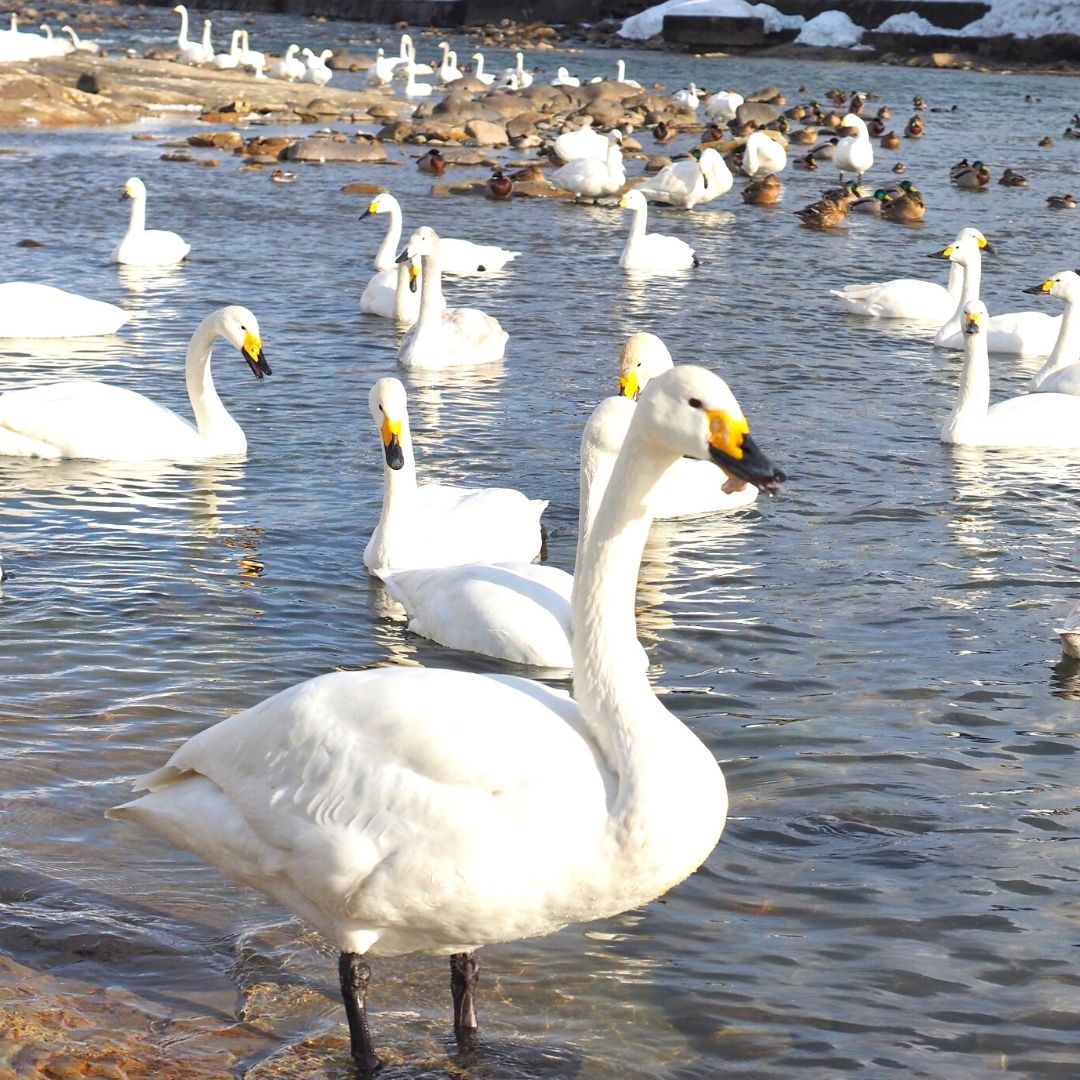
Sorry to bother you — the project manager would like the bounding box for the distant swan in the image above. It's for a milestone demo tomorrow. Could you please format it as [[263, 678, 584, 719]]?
[[617, 190, 697, 270], [112, 176, 190, 266]]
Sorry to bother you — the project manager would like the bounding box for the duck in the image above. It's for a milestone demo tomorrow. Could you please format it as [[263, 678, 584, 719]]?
[[635, 147, 732, 209], [830, 225, 983, 322], [808, 136, 840, 163], [550, 130, 626, 200], [741, 130, 787, 177], [1039, 135, 1055, 147], [704, 89, 743, 120], [652, 120, 676, 144], [932, 234, 1061, 356], [952, 160, 990, 189], [0, 307, 269, 460], [941, 301, 1080, 448], [879, 183, 924, 222], [998, 167, 1028, 187], [794, 194, 849, 230], [360, 254, 423, 324], [471, 52, 495, 86], [360, 192, 520, 275], [0, 283, 129, 338], [794, 152, 819, 171], [867, 116, 886, 137], [851, 187, 888, 215], [1047, 194, 1077, 209], [270, 168, 297, 184], [789, 127, 818, 145], [268, 44, 305, 81], [1023, 271, 1080, 396], [417, 148, 446, 175], [510, 163, 545, 183], [617, 190, 697, 270], [436, 41, 462, 84], [361, 377, 544, 572], [881, 130, 901, 150], [741, 173, 781, 206], [1057, 601, 1080, 659], [112, 177, 190, 266], [552, 121, 610, 164], [395, 227, 508, 370], [485, 169, 513, 200], [904, 114, 924, 138], [106, 364, 783, 1074], [834, 113, 873, 183], [550, 65, 580, 88]]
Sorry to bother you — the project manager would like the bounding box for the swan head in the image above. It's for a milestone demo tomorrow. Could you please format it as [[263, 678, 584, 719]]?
[[840, 113, 866, 133], [636, 366, 785, 493], [962, 299, 988, 337], [216, 306, 269, 379], [931, 232, 988, 264], [369, 377, 408, 470], [122, 176, 147, 201], [172, 4, 186, 13], [361, 191, 395, 219], [1022, 269, 1080, 299], [618, 189, 647, 213], [618, 333, 673, 400], [397, 226, 440, 263]]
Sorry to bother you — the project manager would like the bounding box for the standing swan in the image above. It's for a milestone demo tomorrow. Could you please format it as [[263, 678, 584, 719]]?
[[550, 130, 625, 199], [1023, 271, 1080, 395], [834, 113, 873, 183], [107, 365, 784, 1073], [112, 176, 190, 266], [617, 190, 697, 270], [0, 306, 269, 460]]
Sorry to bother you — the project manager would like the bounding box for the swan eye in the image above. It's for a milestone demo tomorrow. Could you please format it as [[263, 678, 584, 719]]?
[[688, 397, 703, 409]]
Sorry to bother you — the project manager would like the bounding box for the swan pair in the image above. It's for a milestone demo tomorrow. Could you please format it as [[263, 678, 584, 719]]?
[[0, 307, 269, 460], [112, 177, 190, 267], [498, 51, 533, 88], [173, 5, 212, 65], [109, 363, 784, 1073], [550, 131, 625, 199], [436, 41, 461, 84], [0, 283, 128, 339], [268, 44, 306, 81], [617, 191, 697, 271], [301, 48, 332, 86], [636, 147, 734, 209]]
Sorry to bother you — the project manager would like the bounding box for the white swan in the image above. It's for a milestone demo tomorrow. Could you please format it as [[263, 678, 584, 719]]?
[[362, 377, 545, 571], [112, 176, 190, 267], [436, 41, 461, 84], [301, 47, 332, 86], [618, 190, 697, 271], [397, 33, 433, 76], [614, 57, 640, 87], [551, 65, 580, 88], [37, 24, 73, 56], [61, 25, 101, 53], [0, 306, 269, 461], [933, 234, 1060, 355], [0, 283, 128, 338], [471, 52, 495, 86], [1057, 601, 1080, 659], [368, 48, 396, 86], [552, 121, 610, 164], [395, 227, 508, 370], [550, 131, 625, 199], [672, 83, 701, 110], [940, 300, 1080, 448], [268, 45, 304, 81], [636, 147, 733, 209], [705, 89, 743, 121], [107, 364, 783, 1073], [210, 29, 240, 69], [830, 226, 985, 321], [742, 130, 787, 177], [403, 62, 433, 98], [237, 29, 264, 70], [172, 6, 201, 64], [359, 256, 422, 324], [1024, 271, 1080, 396], [499, 51, 533, 88], [616, 333, 759, 517], [360, 192, 520, 275], [834, 114, 873, 183]]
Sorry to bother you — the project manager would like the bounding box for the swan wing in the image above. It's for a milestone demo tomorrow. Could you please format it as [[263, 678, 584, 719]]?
[[1035, 363, 1080, 396], [439, 238, 521, 274], [831, 279, 952, 321], [0, 282, 129, 338], [983, 392, 1080, 447]]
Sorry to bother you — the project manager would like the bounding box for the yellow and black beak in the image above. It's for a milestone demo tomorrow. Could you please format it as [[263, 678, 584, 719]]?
[[120, 186, 132, 201], [927, 244, 953, 260], [619, 369, 639, 400], [381, 415, 404, 469], [1023, 279, 1053, 295], [360, 200, 379, 220], [408, 260, 420, 294], [705, 408, 785, 493], [963, 310, 981, 335], [241, 331, 271, 379]]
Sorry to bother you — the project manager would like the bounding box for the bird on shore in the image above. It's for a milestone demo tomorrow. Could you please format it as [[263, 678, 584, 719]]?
[[485, 169, 512, 200]]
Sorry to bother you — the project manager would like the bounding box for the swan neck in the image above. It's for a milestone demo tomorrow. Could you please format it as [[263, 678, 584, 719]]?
[[127, 192, 146, 236], [938, 254, 980, 344], [416, 249, 444, 328], [946, 259, 962, 300], [950, 330, 991, 429], [374, 201, 401, 271], [1035, 291, 1080, 381], [176, 7, 188, 42], [394, 261, 413, 321], [380, 418, 418, 527], [185, 315, 245, 451]]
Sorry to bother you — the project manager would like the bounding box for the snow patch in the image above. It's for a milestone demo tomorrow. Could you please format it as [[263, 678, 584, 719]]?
[[794, 10, 864, 47], [618, 0, 804, 41], [875, 12, 961, 36]]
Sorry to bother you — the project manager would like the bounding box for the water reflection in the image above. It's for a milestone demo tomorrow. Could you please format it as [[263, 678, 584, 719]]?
[[115, 262, 189, 298]]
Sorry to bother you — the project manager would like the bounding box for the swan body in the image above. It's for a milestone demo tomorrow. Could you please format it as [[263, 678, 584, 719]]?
[[551, 66, 580, 88], [369, 48, 396, 86], [396, 228, 508, 369], [398, 34, 433, 76], [1025, 271, 1080, 396], [940, 300, 1080, 448], [403, 63, 433, 98], [361, 192, 520, 275], [363, 378, 544, 572], [0, 306, 269, 461], [499, 51, 533, 88], [672, 83, 700, 110], [436, 41, 461, 84], [1057, 600, 1080, 659], [635, 147, 732, 209], [550, 131, 625, 199], [237, 30, 264, 69], [359, 257, 422, 324], [173, 5, 210, 64], [834, 114, 873, 181], [112, 177, 190, 266], [37, 24, 73, 56], [934, 234, 1060, 355], [0, 283, 129, 339], [209, 29, 240, 69], [614, 58, 640, 87], [301, 48, 333, 86], [618, 190, 697, 271], [552, 122, 609, 164], [705, 89, 743, 121], [268, 45, 304, 81], [108, 364, 784, 1070], [471, 52, 495, 86], [742, 130, 787, 177]]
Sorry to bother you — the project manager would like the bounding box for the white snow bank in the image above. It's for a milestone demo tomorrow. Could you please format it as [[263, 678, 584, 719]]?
[[875, 12, 961, 35], [618, 0, 804, 41], [963, 0, 1080, 38], [794, 9, 864, 46]]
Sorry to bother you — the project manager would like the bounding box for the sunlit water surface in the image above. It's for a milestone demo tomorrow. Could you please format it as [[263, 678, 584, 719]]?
[[1, 8, 1080, 1076]]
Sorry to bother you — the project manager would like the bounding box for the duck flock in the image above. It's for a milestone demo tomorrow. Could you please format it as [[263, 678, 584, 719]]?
[[2, 11, 1080, 1073]]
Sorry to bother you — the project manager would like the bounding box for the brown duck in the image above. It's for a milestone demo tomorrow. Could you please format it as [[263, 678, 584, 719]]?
[[998, 168, 1028, 187], [485, 169, 513, 200], [417, 148, 446, 175], [952, 160, 990, 189], [742, 173, 781, 206], [795, 193, 849, 229], [652, 121, 676, 144], [904, 114, 925, 138]]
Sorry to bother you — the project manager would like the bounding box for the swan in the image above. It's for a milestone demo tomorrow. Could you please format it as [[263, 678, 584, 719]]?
[[499, 51, 533, 88], [834, 114, 873, 183], [268, 45, 304, 81], [471, 52, 495, 86], [359, 256, 422, 324], [933, 234, 1060, 355], [403, 62, 433, 98], [742, 130, 787, 177], [617, 190, 697, 271], [636, 147, 733, 209], [397, 33, 433, 76], [672, 83, 701, 110], [0, 306, 269, 461], [436, 41, 461, 83], [301, 47, 332, 86], [107, 364, 784, 1073], [705, 89, 743, 121], [395, 227, 508, 370], [112, 177, 190, 267], [613, 57, 640, 87], [551, 66, 580, 88], [830, 226, 986, 321], [1058, 601, 1080, 659], [37, 24, 73, 56], [237, 30, 264, 70], [172, 5, 203, 64], [553, 121, 610, 164], [362, 377, 545, 571], [550, 130, 625, 199], [0, 283, 129, 339], [209, 29, 240, 69], [360, 192, 520, 275], [1024, 271, 1080, 396], [940, 300, 1080, 448], [368, 48, 396, 86]]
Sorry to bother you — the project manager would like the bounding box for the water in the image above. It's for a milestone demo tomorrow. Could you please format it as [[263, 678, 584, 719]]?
[[2, 8, 1080, 1076]]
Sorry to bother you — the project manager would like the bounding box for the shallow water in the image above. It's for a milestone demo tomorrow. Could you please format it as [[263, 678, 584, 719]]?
[[2, 7, 1080, 1077]]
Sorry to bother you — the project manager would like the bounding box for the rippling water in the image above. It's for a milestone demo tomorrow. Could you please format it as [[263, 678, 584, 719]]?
[[2, 7, 1080, 1076]]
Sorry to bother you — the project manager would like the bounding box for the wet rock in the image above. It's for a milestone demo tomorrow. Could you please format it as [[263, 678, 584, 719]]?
[[735, 101, 780, 127], [645, 154, 672, 172], [746, 85, 783, 103], [378, 120, 416, 143], [188, 131, 243, 150], [197, 158, 219, 167], [341, 181, 386, 195], [326, 49, 371, 71], [368, 101, 403, 120], [465, 118, 509, 146], [286, 137, 388, 163], [505, 111, 546, 140], [302, 98, 341, 117], [161, 150, 194, 162]]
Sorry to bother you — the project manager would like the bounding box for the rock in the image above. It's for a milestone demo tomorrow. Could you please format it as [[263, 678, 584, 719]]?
[[465, 118, 509, 146], [245, 135, 291, 158], [368, 101, 403, 120], [505, 111, 546, 139], [75, 71, 114, 95], [438, 147, 490, 165], [746, 85, 782, 103], [735, 101, 780, 127], [161, 150, 194, 162], [377, 120, 415, 142], [286, 137, 388, 163], [188, 131, 243, 150], [326, 49, 371, 71], [303, 98, 341, 117], [622, 135, 642, 153], [197, 158, 219, 167], [341, 181, 386, 195]]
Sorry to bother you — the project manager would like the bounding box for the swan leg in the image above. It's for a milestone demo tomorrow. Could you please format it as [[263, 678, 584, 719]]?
[[450, 951, 479, 1045], [339, 952, 382, 1073]]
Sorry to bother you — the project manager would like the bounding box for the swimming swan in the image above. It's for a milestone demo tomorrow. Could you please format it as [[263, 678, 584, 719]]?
[[359, 256, 422, 324], [360, 192, 520, 275], [940, 300, 1080, 448], [1057, 600, 1080, 659], [550, 130, 625, 199], [635, 147, 733, 209], [362, 377, 545, 571], [617, 190, 697, 271], [395, 227, 508, 369], [0, 306, 269, 460], [1024, 271, 1080, 396], [107, 364, 784, 1072], [0, 282, 128, 338], [112, 177, 191, 267]]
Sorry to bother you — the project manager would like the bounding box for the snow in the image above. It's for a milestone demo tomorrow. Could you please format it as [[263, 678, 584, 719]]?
[[618, 0, 804, 41], [794, 10, 864, 46], [875, 12, 961, 35], [962, 0, 1080, 38]]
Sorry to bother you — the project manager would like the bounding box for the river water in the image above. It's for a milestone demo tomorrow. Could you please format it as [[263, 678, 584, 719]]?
[[1, 6, 1079, 1077]]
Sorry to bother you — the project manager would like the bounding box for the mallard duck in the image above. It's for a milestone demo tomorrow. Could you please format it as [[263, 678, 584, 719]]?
[[485, 168, 512, 200], [809, 136, 840, 163], [999, 168, 1028, 187], [417, 148, 446, 175], [702, 122, 727, 144], [1039, 135, 1055, 147], [742, 173, 780, 206], [876, 106, 891, 121], [785, 104, 808, 121], [952, 160, 990, 189], [881, 130, 901, 150], [270, 168, 297, 184], [790, 126, 818, 145], [510, 163, 545, 183], [820, 179, 862, 204], [652, 120, 676, 144], [913, 95, 926, 109], [892, 162, 906, 173], [848, 93, 866, 114], [795, 194, 849, 229], [794, 152, 819, 171], [905, 114, 924, 138], [881, 187, 925, 222], [868, 116, 886, 137], [1047, 193, 1077, 209], [1064, 127, 1080, 140], [851, 188, 888, 215]]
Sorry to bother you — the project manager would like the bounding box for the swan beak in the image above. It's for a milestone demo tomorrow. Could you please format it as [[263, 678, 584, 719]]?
[[120, 186, 132, 201], [964, 310, 981, 335], [977, 237, 993, 251], [1022, 279, 1052, 294], [408, 261, 420, 293], [706, 409, 785, 493], [361, 200, 378, 219], [619, 370, 639, 399], [381, 416, 404, 469], [617, 196, 629, 208], [395, 246, 414, 264], [242, 332, 271, 378], [927, 245, 952, 259]]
